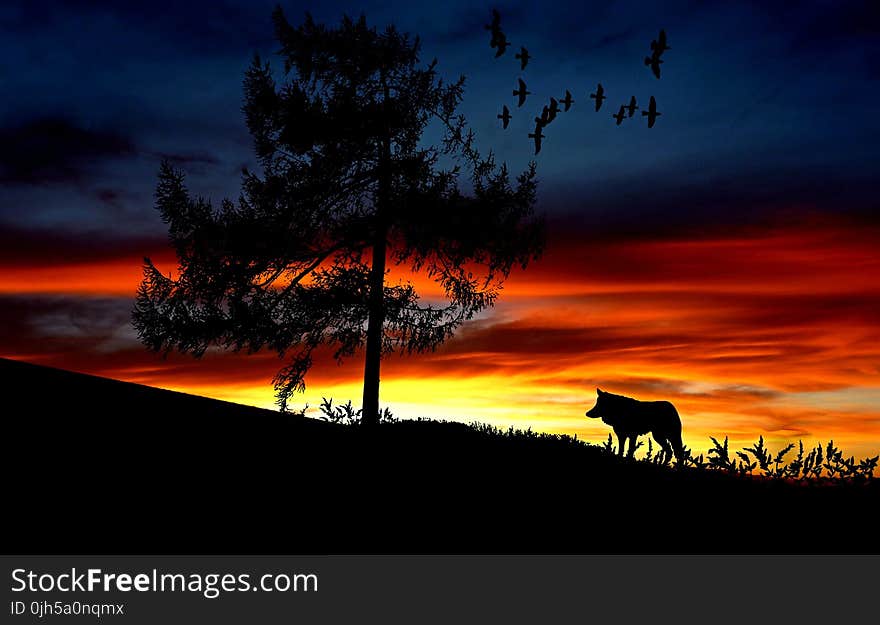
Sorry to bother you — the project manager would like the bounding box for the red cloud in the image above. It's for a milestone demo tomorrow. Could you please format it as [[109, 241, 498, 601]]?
[[2, 215, 879, 458]]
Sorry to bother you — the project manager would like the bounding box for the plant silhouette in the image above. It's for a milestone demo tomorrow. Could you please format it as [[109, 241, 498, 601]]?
[[132, 9, 545, 423], [694, 435, 878, 481], [5, 358, 877, 554]]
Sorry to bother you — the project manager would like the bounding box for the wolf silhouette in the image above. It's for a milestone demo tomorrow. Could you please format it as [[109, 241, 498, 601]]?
[[586, 388, 683, 463]]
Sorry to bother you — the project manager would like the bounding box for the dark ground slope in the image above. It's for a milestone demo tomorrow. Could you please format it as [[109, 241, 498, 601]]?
[[3, 358, 877, 553]]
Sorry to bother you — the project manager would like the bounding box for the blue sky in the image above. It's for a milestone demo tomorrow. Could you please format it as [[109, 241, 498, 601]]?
[[2, 0, 878, 240]]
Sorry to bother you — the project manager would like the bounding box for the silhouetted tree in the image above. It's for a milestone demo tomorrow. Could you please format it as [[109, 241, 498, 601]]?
[[133, 8, 544, 425]]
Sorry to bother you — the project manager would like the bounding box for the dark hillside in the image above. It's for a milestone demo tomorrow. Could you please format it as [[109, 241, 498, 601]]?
[[3, 358, 877, 554]]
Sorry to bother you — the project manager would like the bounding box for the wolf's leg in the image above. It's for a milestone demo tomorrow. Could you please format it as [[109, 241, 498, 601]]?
[[627, 435, 637, 458], [651, 433, 668, 463], [664, 439, 675, 463], [661, 441, 673, 464], [655, 443, 665, 463], [616, 431, 626, 456], [670, 431, 684, 464]]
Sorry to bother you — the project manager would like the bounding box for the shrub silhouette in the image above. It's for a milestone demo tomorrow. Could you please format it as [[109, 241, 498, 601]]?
[[669, 434, 875, 482], [315, 399, 878, 482], [319, 396, 395, 426]]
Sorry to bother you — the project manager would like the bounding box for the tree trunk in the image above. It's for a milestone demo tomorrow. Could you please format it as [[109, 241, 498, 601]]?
[[361, 230, 386, 427], [362, 86, 391, 428]]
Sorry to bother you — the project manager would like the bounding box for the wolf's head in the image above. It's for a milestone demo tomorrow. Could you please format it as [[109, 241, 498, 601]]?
[[585, 388, 608, 419], [586, 389, 633, 425]]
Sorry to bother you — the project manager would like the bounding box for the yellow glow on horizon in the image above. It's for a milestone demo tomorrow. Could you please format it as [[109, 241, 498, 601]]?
[[122, 368, 880, 463], [5, 218, 880, 467]]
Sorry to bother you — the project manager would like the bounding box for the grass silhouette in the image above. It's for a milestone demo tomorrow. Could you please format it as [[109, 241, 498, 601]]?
[[318, 398, 878, 482], [4, 358, 878, 554]]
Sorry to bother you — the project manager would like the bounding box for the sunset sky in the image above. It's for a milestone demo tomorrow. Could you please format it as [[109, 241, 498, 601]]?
[[2, 0, 879, 458]]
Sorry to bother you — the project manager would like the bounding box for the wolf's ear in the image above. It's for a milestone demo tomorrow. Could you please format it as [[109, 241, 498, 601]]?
[[597, 388, 603, 395]]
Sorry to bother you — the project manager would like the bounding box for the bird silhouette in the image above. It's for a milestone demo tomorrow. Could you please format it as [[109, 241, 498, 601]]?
[[548, 97, 561, 122], [650, 29, 670, 54], [645, 50, 663, 79], [560, 90, 574, 112], [540, 105, 551, 126], [515, 46, 531, 70], [513, 78, 531, 107], [613, 105, 626, 125], [625, 96, 638, 117], [513, 46, 532, 71], [485, 9, 503, 49], [589, 83, 606, 111], [497, 104, 512, 129], [485, 9, 501, 33], [495, 33, 510, 57], [528, 121, 545, 154], [642, 95, 661, 128]]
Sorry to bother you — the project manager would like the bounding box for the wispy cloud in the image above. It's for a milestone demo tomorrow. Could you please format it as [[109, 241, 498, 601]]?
[[0, 117, 135, 185], [3, 214, 879, 457]]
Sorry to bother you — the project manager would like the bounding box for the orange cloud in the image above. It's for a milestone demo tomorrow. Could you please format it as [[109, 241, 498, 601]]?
[[2, 216, 879, 460]]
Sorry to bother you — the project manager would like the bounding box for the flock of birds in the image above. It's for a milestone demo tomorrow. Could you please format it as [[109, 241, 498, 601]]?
[[486, 9, 670, 154]]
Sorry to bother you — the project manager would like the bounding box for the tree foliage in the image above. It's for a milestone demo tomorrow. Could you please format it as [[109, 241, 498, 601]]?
[[133, 9, 544, 415]]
